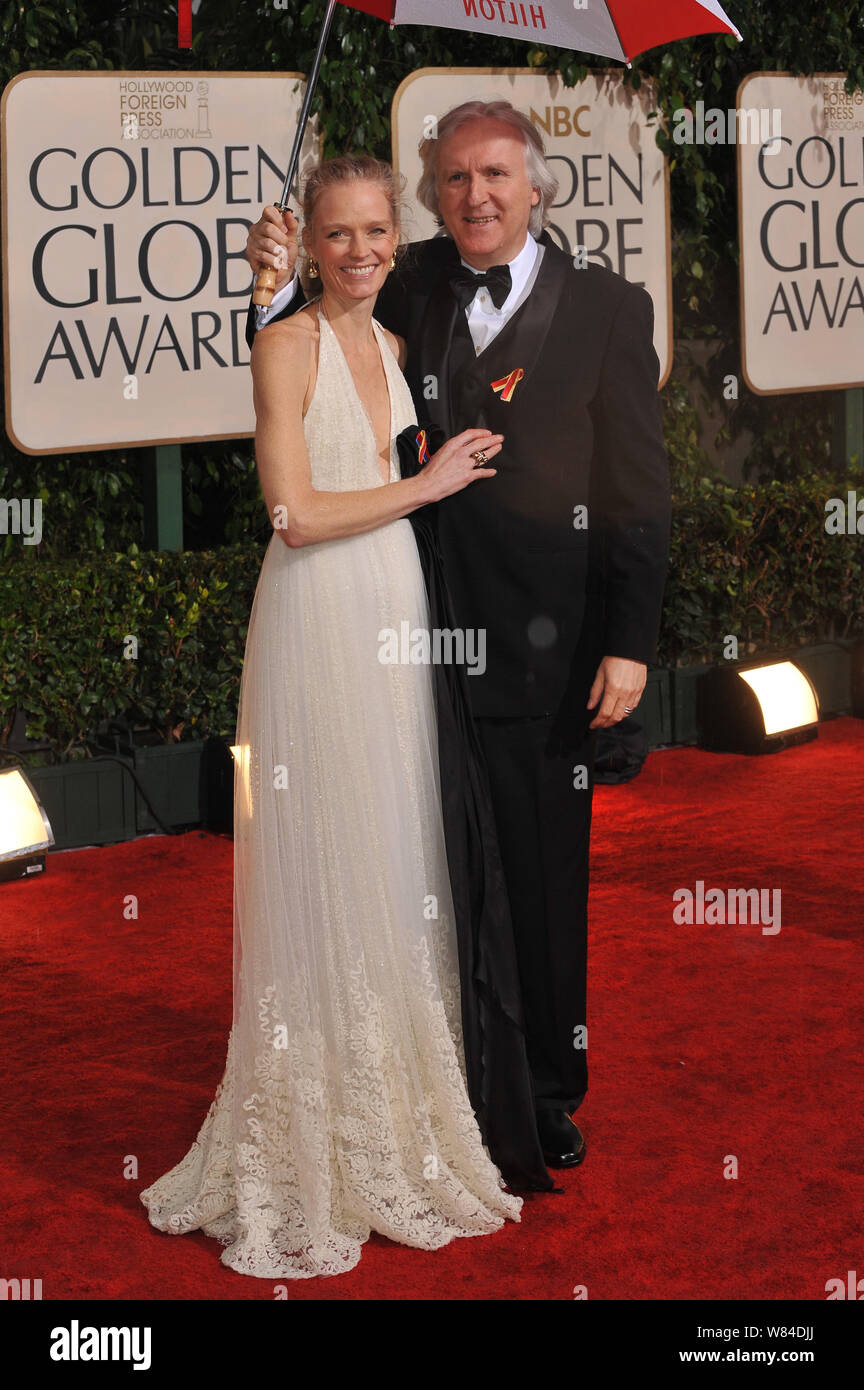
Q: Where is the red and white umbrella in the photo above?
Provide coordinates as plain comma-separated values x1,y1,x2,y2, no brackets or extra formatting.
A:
253,0,742,303
344,0,741,66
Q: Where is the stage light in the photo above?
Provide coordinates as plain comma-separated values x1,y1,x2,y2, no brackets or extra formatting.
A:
699,660,819,754
0,768,55,883
738,663,818,736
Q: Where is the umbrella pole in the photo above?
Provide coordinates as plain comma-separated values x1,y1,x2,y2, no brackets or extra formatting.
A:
253,0,338,306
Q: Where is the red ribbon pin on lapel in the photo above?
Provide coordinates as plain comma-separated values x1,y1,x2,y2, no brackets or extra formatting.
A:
491,368,525,403
415,429,430,465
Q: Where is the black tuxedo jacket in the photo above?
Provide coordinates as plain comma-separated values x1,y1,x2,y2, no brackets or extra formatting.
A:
245,233,671,721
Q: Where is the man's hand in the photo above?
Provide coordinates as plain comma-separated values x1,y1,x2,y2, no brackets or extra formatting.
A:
587,656,647,730
246,205,300,292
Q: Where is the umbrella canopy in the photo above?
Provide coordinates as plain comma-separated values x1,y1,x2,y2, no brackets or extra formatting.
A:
338,0,741,65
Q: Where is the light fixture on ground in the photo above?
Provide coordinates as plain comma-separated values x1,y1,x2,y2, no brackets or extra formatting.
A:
0,768,55,882
699,660,819,754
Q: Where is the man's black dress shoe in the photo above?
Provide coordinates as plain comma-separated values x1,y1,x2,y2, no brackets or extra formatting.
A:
536,1109,587,1168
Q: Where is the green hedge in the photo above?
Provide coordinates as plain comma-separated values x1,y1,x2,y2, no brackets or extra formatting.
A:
663,472,864,665
1,543,262,756
3,472,862,758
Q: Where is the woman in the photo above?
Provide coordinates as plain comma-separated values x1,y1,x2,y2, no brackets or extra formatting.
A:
140,156,529,1280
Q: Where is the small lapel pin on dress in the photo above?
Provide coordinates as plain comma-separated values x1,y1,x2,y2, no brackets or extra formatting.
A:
491,368,525,403
415,429,430,465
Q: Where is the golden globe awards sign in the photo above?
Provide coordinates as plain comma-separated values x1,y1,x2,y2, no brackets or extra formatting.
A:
392,68,672,385
738,72,864,394
1,71,317,454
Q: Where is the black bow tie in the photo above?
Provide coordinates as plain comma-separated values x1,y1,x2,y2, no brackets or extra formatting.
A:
449,263,512,312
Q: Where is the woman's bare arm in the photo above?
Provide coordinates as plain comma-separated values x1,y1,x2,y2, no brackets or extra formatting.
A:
251,320,501,548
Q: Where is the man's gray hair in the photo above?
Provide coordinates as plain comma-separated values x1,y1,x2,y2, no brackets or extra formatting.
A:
416,99,559,238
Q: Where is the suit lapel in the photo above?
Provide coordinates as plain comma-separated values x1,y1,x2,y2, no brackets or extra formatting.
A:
475,234,570,395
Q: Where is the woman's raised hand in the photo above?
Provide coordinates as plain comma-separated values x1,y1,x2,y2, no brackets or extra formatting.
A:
419,429,502,503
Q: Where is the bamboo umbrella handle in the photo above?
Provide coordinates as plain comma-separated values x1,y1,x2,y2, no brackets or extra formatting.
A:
251,200,293,307
252,266,279,308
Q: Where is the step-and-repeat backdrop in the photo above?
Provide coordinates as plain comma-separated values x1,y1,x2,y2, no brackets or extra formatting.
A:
1,71,317,453
4,67,859,454
738,72,864,394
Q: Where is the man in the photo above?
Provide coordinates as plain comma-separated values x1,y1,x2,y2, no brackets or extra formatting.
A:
243,100,671,1168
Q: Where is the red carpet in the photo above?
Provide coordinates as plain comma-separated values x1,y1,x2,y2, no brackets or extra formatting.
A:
2,719,862,1300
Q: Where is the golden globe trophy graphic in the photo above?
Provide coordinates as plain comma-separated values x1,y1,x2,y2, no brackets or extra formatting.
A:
195,80,211,139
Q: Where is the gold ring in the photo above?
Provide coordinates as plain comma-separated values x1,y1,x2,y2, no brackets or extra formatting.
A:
471,449,489,466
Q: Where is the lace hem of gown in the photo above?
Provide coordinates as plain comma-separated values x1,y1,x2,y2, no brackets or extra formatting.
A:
141,941,521,1281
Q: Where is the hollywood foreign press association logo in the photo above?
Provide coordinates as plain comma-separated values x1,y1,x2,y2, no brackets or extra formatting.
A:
821,78,864,131
120,78,213,142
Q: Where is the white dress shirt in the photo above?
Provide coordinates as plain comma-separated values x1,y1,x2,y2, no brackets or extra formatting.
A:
460,232,543,354
255,232,545,355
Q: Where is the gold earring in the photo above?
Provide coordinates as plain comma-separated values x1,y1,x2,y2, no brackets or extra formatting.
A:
308,257,319,278
390,252,396,269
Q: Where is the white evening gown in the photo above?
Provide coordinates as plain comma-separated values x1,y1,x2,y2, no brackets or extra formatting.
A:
140,309,521,1279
